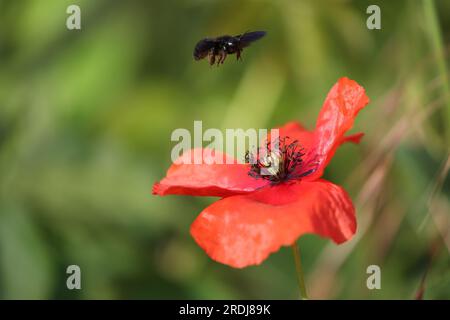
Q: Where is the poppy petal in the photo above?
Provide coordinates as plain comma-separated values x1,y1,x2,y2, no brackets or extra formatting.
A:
190,179,356,268
305,77,369,181
153,148,269,197
275,121,363,151
341,132,364,144
275,121,314,151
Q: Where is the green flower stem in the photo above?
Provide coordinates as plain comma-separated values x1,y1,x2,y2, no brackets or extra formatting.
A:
291,241,308,300
423,0,450,141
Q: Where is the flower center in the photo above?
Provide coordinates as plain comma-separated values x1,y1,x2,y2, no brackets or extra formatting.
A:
245,137,315,183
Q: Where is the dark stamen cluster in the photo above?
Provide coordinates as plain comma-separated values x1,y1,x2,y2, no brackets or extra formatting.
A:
245,137,314,183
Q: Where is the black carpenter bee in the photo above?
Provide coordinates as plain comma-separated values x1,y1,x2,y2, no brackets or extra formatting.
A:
193,31,266,66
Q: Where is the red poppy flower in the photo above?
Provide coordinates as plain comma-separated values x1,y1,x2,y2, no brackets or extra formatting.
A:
153,77,369,268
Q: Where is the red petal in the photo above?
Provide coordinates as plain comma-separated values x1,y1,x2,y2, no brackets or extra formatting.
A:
341,132,364,144
273,122,363,160
275,121,314,151
153,148,268,197
190,179,356,268
305,78,369,181
277,122,364,147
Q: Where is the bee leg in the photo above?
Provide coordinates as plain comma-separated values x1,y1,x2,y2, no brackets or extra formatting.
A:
216,50,223,66
208,53,216,66
236,49,242,61
219,50,227,64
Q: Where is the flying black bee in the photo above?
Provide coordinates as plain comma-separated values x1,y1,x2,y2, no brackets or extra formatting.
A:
193,31,266,66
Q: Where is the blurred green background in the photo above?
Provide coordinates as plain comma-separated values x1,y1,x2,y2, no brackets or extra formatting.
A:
0,0,449,299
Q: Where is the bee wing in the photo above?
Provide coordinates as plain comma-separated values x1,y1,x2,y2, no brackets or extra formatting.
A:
237,31,266,48
193,38,216,60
